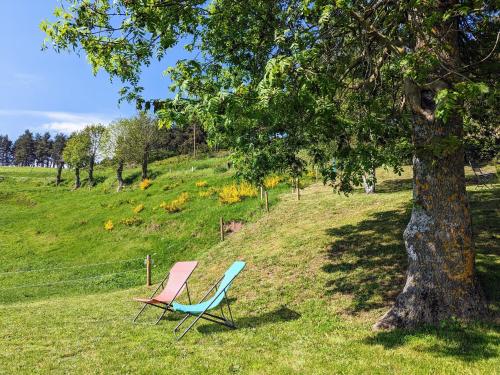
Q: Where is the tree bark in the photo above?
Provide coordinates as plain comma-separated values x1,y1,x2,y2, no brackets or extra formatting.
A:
362,168,376,194
56,162,64,186
74,167,81,189
116,160,124,192
141,152,148,180
88,155,95,187
374,2,487,329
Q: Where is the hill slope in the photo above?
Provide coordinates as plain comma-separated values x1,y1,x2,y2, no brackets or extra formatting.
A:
0,163,498,374
0,155,286,304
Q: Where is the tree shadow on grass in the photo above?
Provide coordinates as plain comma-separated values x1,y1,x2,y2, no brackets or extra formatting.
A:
365,323,500,361
468,188,500,313
323,206,411,313
326,186,500,361
197,306,301,335
376,178,413,193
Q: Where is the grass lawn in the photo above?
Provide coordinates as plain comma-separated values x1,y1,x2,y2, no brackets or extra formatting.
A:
0,160,498,374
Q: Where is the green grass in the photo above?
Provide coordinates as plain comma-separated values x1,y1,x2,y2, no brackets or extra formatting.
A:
0,155,289,304
0,160,498,374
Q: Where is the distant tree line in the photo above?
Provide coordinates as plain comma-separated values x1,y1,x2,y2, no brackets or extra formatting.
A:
0,131,68,168
0,113,207,188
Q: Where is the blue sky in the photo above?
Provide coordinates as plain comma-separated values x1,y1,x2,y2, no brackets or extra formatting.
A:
0,1,187,140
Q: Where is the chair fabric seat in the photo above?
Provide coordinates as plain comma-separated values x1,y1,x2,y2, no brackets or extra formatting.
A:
172,261,245,315
172,300,216,314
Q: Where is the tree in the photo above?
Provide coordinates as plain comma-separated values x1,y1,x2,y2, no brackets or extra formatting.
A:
51,133,67,185
13,130,35,166
0,135,13,166
43,0,498,328
104,119,129,191
63,132,90,189
34,132,53,167
121,113,159,181
82,124,106,186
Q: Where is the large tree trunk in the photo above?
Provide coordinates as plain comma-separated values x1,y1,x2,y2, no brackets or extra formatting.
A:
374,2,487,329
141,152,148,180
88,156,95,186
116,160,124,192
56,162,64,186
74,167,81,189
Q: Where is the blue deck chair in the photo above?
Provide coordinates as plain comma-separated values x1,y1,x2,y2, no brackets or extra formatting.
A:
172,261,246,340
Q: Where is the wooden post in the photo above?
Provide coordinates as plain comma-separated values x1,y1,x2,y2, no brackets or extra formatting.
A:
146,255,151,287
220,217,225,241
296,178,300,201
265,191,269,212
260,186,263,201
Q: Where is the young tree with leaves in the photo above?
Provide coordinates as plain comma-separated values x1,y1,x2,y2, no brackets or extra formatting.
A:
104,119,129,191
83,124,106,186
51,133,67,185
63,131,90,189
43,0,499,329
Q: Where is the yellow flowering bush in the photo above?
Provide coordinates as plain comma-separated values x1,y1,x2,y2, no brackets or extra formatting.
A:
120,216,143,226
199,187,219,198
133,204,145,214
139,179,152,190
195,180,208,188
104,220,114,231
263,175,281,189
238,182,258,198
160,192,189,213
219,182,257,204
219,184,241,204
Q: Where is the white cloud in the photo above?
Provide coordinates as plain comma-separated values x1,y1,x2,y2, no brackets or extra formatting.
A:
0,109,113,134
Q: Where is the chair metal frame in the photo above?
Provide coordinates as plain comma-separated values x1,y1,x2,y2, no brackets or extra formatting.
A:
173,275,237,340
133,270,193,325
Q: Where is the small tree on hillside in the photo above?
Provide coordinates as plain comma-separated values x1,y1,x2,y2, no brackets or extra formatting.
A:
51,133,67,185
122,113,159,181
104,119,129,191
63,132,90,189
83,124,106,186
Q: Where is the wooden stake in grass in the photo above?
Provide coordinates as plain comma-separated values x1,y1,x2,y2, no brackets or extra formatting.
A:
220,217,225,241
265,191,269,212
260,186,263,201
146,254,151,287
296,178,300,201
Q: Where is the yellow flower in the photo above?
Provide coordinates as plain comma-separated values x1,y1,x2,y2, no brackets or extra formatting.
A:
264,175,281,189
195,180,208,188
139,179,152,190
133,204,145,214
104,220,114,231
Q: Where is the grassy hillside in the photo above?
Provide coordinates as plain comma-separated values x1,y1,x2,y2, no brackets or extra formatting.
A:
0,160,498,374
0,155,288,304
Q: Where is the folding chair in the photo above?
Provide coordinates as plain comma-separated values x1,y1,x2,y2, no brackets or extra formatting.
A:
133,261,198,324
172,261,246,340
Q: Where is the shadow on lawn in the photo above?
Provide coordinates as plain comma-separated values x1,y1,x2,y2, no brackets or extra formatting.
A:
323,185,499,361
197,306,301,335
323,206,411,313
366,324,500,361
322,187,499,315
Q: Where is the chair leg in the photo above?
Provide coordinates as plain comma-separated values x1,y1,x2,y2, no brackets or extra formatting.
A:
176,313,204,341
133,303,149,323
174,314,191,333
154,308,168,325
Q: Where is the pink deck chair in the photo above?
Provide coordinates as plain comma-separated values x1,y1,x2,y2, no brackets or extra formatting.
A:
133,261,198,324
